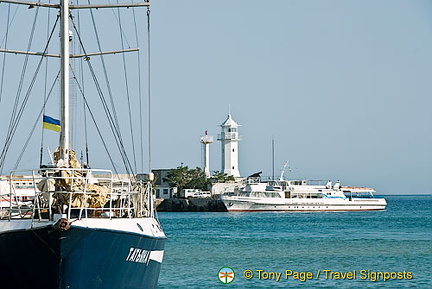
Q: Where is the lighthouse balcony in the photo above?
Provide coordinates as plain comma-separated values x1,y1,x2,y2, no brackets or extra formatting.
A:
200,135,214,143
217,132,241,140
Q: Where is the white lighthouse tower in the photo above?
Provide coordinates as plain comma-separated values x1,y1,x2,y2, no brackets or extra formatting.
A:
200,131,213,178
217,113,241,178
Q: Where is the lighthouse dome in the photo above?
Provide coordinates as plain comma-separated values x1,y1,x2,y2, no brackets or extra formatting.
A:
220,114,240,128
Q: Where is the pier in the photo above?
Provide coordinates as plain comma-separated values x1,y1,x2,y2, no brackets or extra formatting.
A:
156,198,227,212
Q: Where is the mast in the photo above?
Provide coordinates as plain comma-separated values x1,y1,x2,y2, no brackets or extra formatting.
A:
0,0,151,166
59,0,70,163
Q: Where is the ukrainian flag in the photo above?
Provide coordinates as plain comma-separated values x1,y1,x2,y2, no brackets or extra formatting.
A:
43,115,61,132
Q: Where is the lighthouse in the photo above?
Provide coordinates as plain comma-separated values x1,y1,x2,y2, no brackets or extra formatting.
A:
200,131,213,177
217,113,241,178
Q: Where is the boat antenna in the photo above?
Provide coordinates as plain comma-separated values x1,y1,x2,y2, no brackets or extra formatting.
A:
272,137,275,180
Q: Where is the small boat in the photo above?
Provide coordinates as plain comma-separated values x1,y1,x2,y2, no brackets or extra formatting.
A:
0,0,165,288
221,174,387,212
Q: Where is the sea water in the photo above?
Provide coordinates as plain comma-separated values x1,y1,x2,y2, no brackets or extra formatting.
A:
156,195,431,288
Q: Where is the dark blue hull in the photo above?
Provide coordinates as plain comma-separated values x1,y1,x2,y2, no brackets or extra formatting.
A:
0,223,165,289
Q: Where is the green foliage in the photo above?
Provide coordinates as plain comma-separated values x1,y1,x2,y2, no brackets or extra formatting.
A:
163,166,210,191
209,171,235,183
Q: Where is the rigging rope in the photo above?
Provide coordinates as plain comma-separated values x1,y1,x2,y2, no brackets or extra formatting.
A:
70,17,134,176
0,2,19,47
4,6,41,157
0,13,60,173
69,67,119,175
0,4,11,105
15,73,59,170
116,3,137,173
131,6,144,173
40,2,53,167
87,6,124,147
86,5,134,175
76,9,90,166
0,4,148,178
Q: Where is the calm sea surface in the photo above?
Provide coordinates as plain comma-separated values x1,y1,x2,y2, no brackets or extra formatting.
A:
156,195,431,288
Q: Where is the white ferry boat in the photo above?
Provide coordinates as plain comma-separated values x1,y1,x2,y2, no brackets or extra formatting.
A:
221,175,387,212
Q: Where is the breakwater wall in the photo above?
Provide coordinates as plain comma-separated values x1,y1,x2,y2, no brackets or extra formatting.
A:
156,198,227,212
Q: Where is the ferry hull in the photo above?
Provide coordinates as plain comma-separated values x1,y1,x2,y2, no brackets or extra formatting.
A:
0,220,165,289
222,197,387,212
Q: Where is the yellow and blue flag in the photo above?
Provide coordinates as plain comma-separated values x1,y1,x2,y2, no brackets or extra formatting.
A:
43,115,61,132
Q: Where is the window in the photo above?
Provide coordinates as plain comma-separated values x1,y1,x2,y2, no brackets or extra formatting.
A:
163,189,169,195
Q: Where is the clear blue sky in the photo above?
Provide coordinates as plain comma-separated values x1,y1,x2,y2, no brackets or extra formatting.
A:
0,0,431,195
150,0,432,194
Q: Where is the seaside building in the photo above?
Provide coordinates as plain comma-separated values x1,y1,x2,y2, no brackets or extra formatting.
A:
217,113,241,178
138,169,173,199
152,169,174,199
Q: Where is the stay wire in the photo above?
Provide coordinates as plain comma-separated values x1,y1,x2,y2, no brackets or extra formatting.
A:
86,4,133,174
87,4,125,151
4,6,41,151
70,18,134,176
15,73,59,170
76,10,89,166
84,59,133,176
1,14,59,164
0,14,59,173
0,3,18,47
109,0,147,177
131,5,144,173
116,3,137,173
40,1,52,167
0,4,11,105
70,67,119,175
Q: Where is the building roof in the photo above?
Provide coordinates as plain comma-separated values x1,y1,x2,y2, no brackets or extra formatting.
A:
220,113,240,128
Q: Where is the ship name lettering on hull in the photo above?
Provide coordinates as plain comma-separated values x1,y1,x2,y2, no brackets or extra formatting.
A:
126,247,150,265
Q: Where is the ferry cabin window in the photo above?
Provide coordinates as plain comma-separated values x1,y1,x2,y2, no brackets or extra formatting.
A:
266,192,281,198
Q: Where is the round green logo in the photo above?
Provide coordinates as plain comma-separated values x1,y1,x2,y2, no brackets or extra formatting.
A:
218,266,235,284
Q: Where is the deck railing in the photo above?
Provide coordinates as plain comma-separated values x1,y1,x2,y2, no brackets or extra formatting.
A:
0,168,153,221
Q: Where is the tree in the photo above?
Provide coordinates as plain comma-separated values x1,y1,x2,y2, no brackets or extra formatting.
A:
163,166,210,192
209,171,235,183
186,167,209,190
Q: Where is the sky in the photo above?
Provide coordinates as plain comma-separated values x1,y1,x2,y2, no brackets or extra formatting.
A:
0,0,431,195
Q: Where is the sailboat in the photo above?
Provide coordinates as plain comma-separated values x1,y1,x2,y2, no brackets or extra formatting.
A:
0,1,165,288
